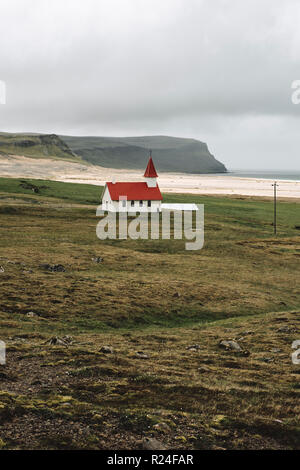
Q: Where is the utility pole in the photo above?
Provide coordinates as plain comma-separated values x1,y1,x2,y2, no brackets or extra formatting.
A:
272,181,278,235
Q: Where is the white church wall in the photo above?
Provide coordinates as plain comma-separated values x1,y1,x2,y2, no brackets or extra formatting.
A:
102,198,162,212
144,177,157,188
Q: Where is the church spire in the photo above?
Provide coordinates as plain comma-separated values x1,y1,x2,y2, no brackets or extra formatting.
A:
144,150,158,178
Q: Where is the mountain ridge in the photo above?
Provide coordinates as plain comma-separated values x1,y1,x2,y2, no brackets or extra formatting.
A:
61,134,227,173
0,132,81,162
0,132,227,174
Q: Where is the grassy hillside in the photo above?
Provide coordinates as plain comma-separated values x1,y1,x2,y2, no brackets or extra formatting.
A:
0,177,101,205
0,178,299,450
0,132,82,163
61,134,227,173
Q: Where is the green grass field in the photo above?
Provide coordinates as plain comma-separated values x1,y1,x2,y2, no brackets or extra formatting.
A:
0,177,299,449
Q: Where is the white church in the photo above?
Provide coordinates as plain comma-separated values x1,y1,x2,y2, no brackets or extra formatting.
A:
101,153,198,212
101,154,163,212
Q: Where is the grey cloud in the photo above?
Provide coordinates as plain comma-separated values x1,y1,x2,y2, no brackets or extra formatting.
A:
0,0,300,169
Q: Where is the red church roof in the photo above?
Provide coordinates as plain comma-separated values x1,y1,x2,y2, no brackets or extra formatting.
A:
106,182,162,201
144,157,158,178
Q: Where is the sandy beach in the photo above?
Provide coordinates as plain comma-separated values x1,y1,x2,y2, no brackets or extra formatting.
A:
0,154,300,199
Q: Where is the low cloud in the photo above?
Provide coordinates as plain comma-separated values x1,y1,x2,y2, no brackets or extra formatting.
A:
0,0,299,169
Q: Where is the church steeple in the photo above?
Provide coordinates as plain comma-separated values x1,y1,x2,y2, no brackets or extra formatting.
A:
144,150,158,182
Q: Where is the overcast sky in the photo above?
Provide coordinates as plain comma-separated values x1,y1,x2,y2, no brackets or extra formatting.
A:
0,0,300,170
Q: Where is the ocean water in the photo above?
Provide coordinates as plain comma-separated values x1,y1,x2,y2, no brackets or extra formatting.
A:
228,170,300,182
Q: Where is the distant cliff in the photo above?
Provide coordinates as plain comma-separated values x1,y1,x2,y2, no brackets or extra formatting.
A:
0,132,81,162
0,132,227,173
61,135,227,174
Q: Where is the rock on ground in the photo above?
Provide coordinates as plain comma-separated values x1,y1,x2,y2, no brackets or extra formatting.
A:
100,346,114,354
142,437,166,450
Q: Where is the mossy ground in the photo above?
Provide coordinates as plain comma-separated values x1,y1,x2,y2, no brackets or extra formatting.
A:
0,178,299,449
